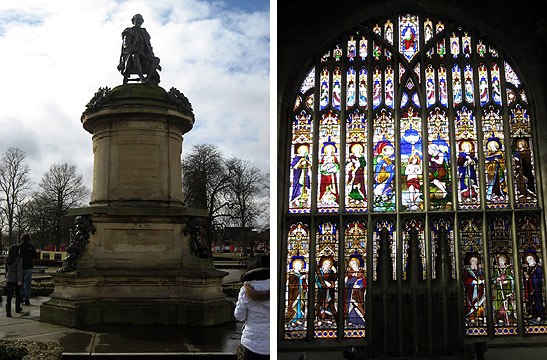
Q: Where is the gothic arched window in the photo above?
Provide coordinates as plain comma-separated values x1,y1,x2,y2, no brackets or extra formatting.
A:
282,13,545,345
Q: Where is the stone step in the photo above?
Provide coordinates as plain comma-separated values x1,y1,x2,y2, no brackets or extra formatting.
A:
62,353,237,359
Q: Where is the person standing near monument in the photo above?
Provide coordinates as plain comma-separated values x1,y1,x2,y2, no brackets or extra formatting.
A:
234,254,270,359
19,233,37,306
5,245,23,317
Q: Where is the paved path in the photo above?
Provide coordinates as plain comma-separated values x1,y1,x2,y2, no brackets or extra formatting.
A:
0,296,243,357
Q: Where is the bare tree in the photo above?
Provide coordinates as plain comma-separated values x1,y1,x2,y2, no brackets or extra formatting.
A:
224,158,269,255
182,144,232,251
182,144,270,256
0,147,31,247
225,158,269,228
37,163,89,246
19,196,53,249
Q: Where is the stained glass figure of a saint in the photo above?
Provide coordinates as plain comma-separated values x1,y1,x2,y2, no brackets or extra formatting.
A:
457,141,479,207
315,256,338,329
485,138,508,205
463,254,487,328
492,253,517,326
522,252,546,324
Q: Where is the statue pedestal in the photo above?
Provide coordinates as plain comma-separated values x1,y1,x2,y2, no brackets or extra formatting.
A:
40,85,234,328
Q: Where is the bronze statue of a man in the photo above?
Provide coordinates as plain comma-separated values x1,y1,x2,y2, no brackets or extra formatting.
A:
117,14,161,84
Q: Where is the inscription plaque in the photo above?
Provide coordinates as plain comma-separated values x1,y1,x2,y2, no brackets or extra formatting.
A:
118,143,162,190
103,228,175,253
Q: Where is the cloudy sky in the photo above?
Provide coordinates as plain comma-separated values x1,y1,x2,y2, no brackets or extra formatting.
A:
0,0,270,197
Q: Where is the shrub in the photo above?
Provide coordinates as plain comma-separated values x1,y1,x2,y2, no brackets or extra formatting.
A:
0,339,62,360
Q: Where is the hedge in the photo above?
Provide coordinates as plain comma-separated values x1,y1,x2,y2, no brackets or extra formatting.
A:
0,339,62,360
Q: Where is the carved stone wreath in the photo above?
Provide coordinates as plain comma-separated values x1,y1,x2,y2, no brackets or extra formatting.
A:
168,87,195,119
85,87,112,113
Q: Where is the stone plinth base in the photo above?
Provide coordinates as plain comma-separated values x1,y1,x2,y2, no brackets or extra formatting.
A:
40,270,234,328
40,206,234,328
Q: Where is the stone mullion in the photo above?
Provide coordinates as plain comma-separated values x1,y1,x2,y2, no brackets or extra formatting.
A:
336,35,348,341
510,212,524,337
396,213,403,355
339,40,348,216
366,212,373,341
306,53,322,341
311,56,321,216
483,212,494,337
443,26,459,213
279,219,289,340
425,212,434,354
367,35,374,215
307,217,317,341
496,51,515,211
337,214,345,340
540,211,547,335
453,211,465,337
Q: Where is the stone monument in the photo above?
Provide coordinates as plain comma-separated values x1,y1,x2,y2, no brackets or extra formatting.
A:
40,15,234,328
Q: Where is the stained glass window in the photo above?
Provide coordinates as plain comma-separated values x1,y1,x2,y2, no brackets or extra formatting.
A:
399,14,419,62
385,66,395,108
373,110,395,211
428,108,452,210
317,111,340,212
517,216,547,334
359,68,368,108
464,64,474,105
315,222,339,338
285,223,310,339
438,65,448,107
320,68,329,110
385,20,394,45
491,63,502,106
482,107,508,208
332,68,341,110
456,107,480,209
400,108,423,211
348,36,356,61
426,65,435,108
461,218,487,335
344,221,367,337
424,18,433,43
450,32,459,58
284,13,544,343
511,105,537,207
289,111,312,213
347,67,356,109
359,36,367,60
346,110,367,212
488,216,518,335
452,64,462,105
479,64,489,106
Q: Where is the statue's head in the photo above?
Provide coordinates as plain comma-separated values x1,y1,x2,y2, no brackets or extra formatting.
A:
132,14,144,26
75,216,85,229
